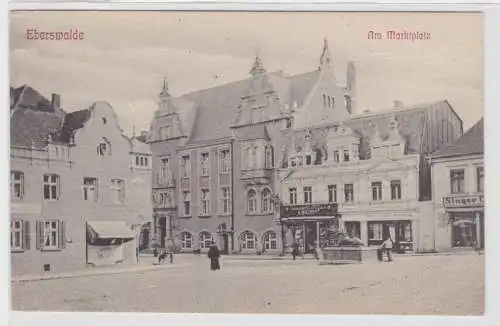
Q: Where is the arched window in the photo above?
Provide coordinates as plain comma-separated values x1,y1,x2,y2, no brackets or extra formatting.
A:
180,231,193,249
199,231,213,249
263,231,278,250
247,189,257,213
240,231,257,250
97,138,111,156
261,188,272,213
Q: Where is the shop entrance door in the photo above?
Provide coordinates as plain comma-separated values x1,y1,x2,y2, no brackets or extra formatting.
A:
304,222,317,253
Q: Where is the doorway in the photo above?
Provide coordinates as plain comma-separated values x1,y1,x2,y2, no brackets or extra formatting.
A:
158,217,166,248
220,233,229,254
304,222,317,253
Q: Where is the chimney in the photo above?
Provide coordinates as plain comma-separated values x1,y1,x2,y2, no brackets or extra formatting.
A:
393,100,403,109
51,93,61,111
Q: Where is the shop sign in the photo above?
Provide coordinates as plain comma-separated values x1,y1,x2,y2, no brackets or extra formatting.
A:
443,194,484,209
280,203,338,218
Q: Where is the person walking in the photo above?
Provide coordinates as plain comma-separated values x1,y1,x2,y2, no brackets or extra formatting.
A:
381,236,394,262
291,241,299,261
207,241,221,271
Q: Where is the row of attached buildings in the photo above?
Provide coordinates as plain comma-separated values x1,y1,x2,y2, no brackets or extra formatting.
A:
147,39,484,256
10,39,484,276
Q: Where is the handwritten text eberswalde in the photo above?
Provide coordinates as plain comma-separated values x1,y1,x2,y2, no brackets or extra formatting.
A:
368,30,432,41
25,28,84,41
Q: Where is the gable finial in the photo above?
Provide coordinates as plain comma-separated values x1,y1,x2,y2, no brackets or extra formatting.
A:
159,76,171,98
319,37,333,70
250,49,266,76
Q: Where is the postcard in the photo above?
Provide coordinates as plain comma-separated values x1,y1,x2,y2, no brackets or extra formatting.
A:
9,11,484,315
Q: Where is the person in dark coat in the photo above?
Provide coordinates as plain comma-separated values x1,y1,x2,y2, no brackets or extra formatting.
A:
207,242,221,271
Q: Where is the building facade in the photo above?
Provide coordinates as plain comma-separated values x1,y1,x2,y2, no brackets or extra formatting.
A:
148,39,463,254
429,118,484,252
10,86,153,276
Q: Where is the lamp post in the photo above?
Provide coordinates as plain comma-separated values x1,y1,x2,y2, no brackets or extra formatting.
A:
271,194,286,256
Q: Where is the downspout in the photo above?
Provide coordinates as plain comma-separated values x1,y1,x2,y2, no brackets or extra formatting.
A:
230,139,235,252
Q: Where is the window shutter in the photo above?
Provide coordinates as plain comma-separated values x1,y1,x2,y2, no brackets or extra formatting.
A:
36,220,44,250
59,220,66,249
23,220,30,250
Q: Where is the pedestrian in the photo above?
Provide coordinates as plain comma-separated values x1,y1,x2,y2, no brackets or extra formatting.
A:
207,241,221,271
291,241,299,261
381,236,394,262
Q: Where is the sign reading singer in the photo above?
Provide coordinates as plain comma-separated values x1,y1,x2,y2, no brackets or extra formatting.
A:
280,203,338,218
443,194,484,208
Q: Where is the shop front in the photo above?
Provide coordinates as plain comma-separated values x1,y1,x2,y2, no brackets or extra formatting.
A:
279,203,341,253
443,193,484,250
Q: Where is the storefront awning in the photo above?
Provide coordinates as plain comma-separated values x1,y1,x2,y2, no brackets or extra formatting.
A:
86,221,136,240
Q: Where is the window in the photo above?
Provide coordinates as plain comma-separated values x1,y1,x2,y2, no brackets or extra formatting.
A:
323,94,327,107
220,187,231,214
327,96,331,108
297,156,304,166
397,221,412,242
261,188,272,213
158,125,171,139
161,157,171,179
246,147,253,169
247,189,257,213
180,232,192,249
344,184,354,202
200,189,210,215
477,167,484,193
343,149,350,162
452,218,477,247
11,219,29,250
97,139,110,156
390,180,402,200
333,151,340,163
182,191,191,216
368,222,383,240
265,146,274,168
200,152,209,176
289,187,297,205
199,232,213,249
43,174,60,200
159,190,173,207
331,96,335,108
144,157,148,166
344,221,361,239
450,169,465,194
290,156,297,167
180,155,190,178
219,149,230,173
303,186,312,204
252,147,258,168
82,177,98,202
38,220,65,250
328,185,337,203
345,95,352,114
286,119,292,129
110,179,125,203
251,107,263,123
136,156,140,166
371,181,383,201
11,171,24,199
263,231,277,250
240,231,257,250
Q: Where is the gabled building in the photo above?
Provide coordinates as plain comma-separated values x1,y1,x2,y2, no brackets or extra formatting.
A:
429,118,484,251
148,39,463,254
10,85,153,276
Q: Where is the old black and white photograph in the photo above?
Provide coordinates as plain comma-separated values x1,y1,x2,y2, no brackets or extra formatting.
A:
8,11,484,316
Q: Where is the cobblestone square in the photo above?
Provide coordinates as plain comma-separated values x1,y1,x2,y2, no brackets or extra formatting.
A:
11,254,484,315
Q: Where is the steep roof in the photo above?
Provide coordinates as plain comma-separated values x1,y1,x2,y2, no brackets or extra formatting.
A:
430,117,483,159
172,70,320,144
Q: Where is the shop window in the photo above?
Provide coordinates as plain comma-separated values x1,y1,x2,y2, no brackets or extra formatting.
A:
452,218,477,247
368,222,383,241
450,169,465,193
396,221,412,242
344,221,361,239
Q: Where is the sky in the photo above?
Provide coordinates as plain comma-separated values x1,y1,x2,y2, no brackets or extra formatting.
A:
9,11,483,135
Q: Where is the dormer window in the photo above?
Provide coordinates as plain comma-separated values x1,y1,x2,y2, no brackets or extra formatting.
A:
323,94,335,108
97,138,111,156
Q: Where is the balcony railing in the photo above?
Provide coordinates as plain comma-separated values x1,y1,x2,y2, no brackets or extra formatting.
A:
156,173,176,188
